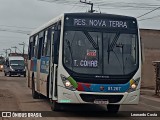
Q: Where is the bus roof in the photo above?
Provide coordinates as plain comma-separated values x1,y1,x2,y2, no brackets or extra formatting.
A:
30,13,137,37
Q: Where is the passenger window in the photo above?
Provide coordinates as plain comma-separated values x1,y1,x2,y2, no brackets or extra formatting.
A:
31,37,36,58
37,31,44,59
34,35,38,58
51,27,54,58
46,40,51,56
46,30,51,56
42,31,48,56
28,37,34,60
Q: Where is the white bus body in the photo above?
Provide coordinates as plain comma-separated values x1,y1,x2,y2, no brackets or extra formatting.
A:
27,13,141,112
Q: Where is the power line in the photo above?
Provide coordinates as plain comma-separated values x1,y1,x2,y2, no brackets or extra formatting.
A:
69,1,80,12
0,24,35,30
80,0,95,13
0,35,27,39
137,6,160,18
138,14,160,21
37,0,160,12
0,28,31,35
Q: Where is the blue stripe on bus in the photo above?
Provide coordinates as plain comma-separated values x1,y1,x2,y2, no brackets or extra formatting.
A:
77,82,130,92
89,83,130,92
31,58,37,72
40,56,50,74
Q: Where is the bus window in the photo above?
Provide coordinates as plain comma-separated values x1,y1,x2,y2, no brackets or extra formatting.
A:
51,31,54,58
37,31,44,59
42,30,48,56
28,37,33,60
46,30,51,56
34,35,38,58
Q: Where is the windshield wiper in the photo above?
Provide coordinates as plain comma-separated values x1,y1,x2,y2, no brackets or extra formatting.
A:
107,32,126,74
107,32,120,64
83,31,99,50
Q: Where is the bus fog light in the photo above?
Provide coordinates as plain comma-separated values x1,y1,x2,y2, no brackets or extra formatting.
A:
131,83,136,89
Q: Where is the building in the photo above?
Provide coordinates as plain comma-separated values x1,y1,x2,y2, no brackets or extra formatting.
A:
140,29,160,89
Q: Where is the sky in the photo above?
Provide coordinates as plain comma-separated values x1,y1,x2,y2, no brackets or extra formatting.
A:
0,0,160,56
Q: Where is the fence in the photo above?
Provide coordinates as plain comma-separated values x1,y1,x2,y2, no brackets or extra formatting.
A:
152,61,160,95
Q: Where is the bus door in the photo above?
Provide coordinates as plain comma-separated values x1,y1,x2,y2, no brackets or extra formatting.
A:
36,31,44,92
49,24,61,100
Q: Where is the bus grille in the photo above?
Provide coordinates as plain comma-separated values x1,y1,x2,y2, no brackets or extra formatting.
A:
15,69,23,72
80,94,123,103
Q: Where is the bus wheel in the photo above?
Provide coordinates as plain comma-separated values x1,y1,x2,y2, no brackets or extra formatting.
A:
50,100,60,111
32,79,39,99
107,104,120,113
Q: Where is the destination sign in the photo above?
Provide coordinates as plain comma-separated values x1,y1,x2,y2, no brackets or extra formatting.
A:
65,17,133,29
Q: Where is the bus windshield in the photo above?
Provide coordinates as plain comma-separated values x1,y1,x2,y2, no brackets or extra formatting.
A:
10,60,25,66
63,30,138,75
0,60,4,64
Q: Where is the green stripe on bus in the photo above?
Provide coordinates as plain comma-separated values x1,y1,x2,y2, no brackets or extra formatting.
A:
67,76,78,88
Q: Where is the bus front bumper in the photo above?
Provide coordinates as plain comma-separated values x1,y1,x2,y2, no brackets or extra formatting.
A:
57,86,140,105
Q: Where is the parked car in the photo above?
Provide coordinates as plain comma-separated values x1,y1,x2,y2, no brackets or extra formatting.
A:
4,56,26,77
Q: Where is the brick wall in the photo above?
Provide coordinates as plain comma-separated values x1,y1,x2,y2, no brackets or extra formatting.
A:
140,29,160,89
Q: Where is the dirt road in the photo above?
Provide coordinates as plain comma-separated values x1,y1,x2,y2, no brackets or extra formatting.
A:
0,72,160,120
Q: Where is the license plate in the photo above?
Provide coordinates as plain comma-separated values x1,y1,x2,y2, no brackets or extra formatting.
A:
94,99,109,104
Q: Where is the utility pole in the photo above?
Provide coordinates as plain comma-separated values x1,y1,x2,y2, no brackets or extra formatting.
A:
80,0,95,13
3,49,8,57
7,48,12,54
19,42,25,57
0,53,3,57
11,46,17,53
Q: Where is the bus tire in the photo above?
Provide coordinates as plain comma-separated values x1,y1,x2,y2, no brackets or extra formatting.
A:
107,104,120,113
32,77,39,99
50,101,60,111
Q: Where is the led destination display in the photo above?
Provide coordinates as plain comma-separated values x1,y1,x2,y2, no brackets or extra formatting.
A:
65,16,137,29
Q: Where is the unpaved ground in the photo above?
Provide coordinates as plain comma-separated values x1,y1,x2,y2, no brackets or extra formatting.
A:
0,72,160,120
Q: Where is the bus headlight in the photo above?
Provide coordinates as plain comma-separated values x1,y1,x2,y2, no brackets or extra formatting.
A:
60,74,76,91
131,83,136,89
128,78,140,92
65,80,71,87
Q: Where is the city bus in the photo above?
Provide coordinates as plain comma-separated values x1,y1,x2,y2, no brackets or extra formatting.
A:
27,13,141,113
